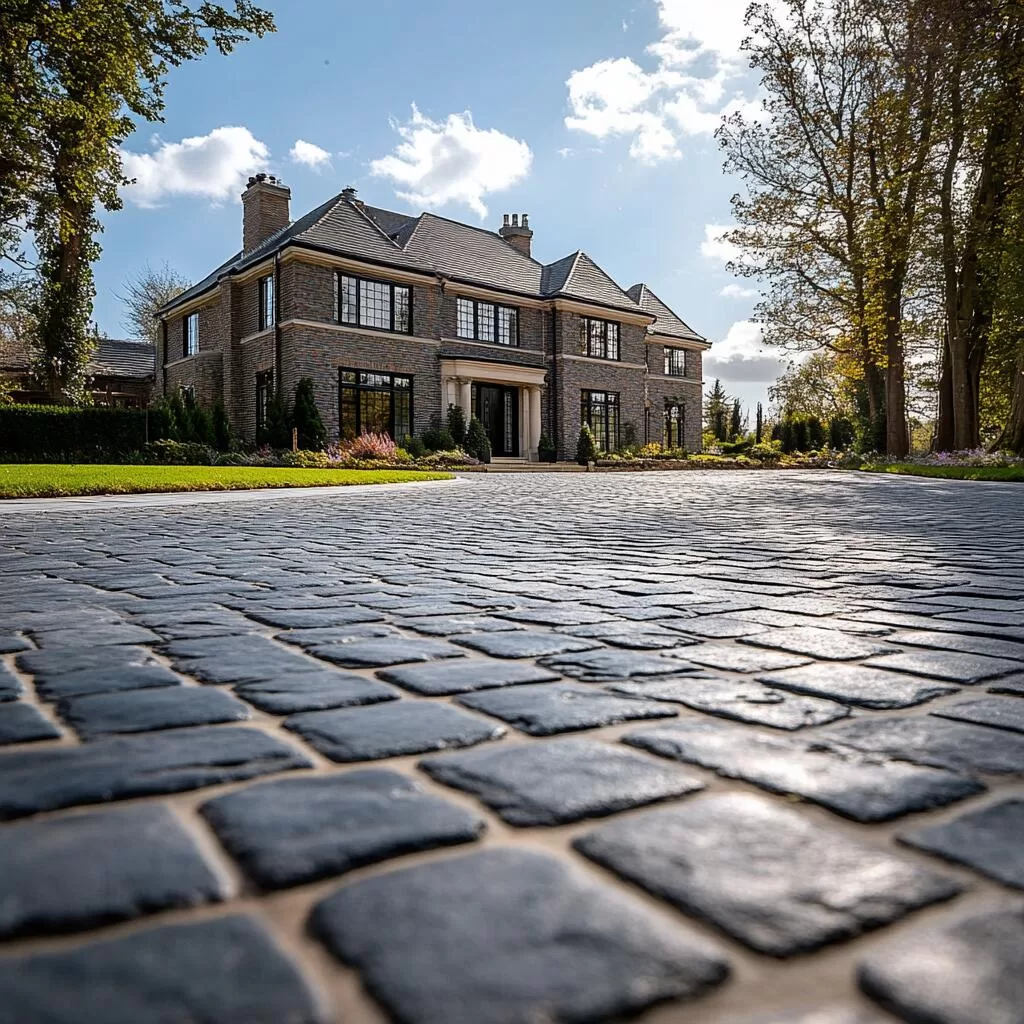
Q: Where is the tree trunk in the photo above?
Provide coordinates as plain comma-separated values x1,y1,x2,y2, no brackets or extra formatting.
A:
934,331,954,450
884,287,909,458
1000,345,1024,454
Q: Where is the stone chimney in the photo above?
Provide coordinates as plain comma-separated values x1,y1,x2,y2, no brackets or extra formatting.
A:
241,173,290,252
499,212,533,258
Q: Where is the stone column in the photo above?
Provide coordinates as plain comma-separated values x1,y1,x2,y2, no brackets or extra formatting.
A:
529,386,542,460
459,379,472,419
520,387,531,459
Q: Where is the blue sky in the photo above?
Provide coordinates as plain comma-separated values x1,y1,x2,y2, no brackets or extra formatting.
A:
96,0,784,410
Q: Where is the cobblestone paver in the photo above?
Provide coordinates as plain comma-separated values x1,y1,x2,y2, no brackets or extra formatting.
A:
0,470,1022,1022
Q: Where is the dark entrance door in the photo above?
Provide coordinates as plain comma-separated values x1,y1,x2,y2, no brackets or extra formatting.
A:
474,384,519,457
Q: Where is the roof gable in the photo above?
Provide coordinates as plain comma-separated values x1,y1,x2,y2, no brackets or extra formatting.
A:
629,283,705,342
549,252,643,313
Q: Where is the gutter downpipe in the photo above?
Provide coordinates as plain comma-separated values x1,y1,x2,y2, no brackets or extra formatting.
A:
549,305,559,459
274,251,283,392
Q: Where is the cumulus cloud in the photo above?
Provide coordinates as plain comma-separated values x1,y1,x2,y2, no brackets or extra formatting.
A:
720,282,759,299
289,139,332,170
704,319,786,383
564,0,769,162
120,126,269,207
370,105,532,218
700,224,743,264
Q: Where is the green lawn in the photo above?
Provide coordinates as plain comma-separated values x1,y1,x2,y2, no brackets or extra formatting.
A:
863,463,1024,482
0,464,452,499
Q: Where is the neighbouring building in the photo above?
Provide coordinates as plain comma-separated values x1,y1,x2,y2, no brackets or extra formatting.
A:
155,174,709,459
0,336,156,408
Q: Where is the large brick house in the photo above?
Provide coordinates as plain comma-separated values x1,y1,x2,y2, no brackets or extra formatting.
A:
156,175,709,459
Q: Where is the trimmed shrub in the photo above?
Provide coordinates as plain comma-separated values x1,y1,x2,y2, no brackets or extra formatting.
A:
292,378,326,451
263,387,292,449
403,434,427,459
421,421,456,452
142,440,216,465
0,404,148,459
447,404,467,447
576,424,598,466
212,403,233,452
828,416,856,450
465,416,491,464
538,433,557,463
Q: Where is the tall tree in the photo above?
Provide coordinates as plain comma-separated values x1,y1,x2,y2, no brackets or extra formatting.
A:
118,263,190,343
704,378,731,442
1,2,274,400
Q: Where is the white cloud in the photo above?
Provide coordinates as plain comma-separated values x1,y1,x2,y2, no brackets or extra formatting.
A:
370,105,532,219
289,139,332,170
720,282,759,298
121,126,269,207
704,319,785,383
700,224,742,264
564,0,772,163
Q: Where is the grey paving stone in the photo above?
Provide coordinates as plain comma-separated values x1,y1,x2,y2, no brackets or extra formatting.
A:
162,635,322,684
0,914,326,1024
245,606,384,629
624,719,983,822
757,662,958,709
740,626,892,660
450,629,603,659
677,616,771,639
421,737,704,825
31,622,162,648
931,696,1024,735
19,643,165,676
900,799,1024,889
399,615,523,636
683,643,813,673
0,726,311,820
311,637,465,668
0,805,226,938
560,620,699,650
310,848,729,1024
890,629,1024,662
458,682,678,734
233,672,400,714
200,770,485,889
0,702,60,744
35,663,182,700
377,659,558,696
610,677,849,730
275,624,398,649
538,648,692,682
858,907,1024,1024
285,701,504,762
826,715,1024,775
864,649,1021,683
0,634,29,654
990,672,1024,695
576,793,960,956
0,661,22,701
58,686,251,739
495,604,618,627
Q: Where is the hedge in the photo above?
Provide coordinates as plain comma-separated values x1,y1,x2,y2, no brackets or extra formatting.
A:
0,405,151,460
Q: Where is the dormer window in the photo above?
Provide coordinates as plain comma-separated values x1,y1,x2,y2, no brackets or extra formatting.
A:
579,317,620,360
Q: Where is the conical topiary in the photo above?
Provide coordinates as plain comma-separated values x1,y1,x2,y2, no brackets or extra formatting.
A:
292,377,327,450
465,416,491,464
576,423,598,465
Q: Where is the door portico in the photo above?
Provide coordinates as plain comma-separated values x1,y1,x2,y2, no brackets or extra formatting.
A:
440,358,546,460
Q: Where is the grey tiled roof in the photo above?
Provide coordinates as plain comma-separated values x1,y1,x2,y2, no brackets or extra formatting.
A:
89,339,156,379
627,284,705,342
157,190,664,319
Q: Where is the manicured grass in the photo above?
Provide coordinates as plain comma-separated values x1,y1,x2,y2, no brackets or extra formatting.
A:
0,464,452,499
863,463,1024,482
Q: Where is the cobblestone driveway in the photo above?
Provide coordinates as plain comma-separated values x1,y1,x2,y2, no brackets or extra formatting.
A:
0,470,1022,1024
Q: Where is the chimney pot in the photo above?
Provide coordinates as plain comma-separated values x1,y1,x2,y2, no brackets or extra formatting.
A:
522,213,529,228
497,210,534,258
341,185,358,201
503,213,510,226
511,214,519,227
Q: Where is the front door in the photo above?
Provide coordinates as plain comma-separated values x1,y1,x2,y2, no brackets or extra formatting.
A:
474,384,519,457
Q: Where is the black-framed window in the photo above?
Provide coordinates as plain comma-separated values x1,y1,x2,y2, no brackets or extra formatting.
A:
183,312,199,357
664,401,686,449
335,274,412,334
664,347,688,376
581,390,620,452
455,296,519,346
339,369,412,441
258,275,275,331
579,317,620,360
255,370,274,436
